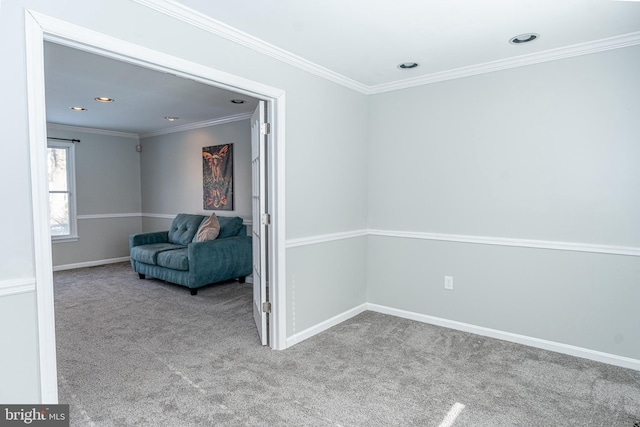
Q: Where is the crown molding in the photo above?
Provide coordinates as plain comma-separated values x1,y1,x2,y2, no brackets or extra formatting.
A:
47,123,140,139
369,31,640,94
140,112,252,138
131,0,640,95
131,0,370,94
48,113,254,140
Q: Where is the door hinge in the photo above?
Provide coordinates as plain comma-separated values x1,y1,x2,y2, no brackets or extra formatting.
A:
260,123,271,135
261,213,271,225
262,301,272,313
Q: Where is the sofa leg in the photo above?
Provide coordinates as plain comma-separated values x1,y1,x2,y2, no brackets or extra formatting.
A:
138,273,145,279
190,288,198,296
239,276,246,284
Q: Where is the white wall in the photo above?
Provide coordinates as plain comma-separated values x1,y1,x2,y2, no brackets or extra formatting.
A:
1,0,368,401
367,46,640,360
140,120,251,230
47,126,142,268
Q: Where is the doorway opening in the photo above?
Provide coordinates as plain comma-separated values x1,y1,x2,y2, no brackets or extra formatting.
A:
25,10,286,403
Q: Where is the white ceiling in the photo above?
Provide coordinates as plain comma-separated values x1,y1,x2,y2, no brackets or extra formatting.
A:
174,0,640,87
45,1,640,134
44,42,259,136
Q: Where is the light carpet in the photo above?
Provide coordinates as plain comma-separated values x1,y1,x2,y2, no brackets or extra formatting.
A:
54,262,640,426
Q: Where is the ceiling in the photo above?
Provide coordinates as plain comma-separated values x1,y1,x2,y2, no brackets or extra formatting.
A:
45,1,640,134
174,0,640,86
44,42,259,136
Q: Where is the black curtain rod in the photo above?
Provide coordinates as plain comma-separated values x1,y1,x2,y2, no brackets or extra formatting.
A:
47,137,80,143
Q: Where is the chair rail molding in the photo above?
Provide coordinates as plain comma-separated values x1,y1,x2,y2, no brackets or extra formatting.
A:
77,213,143,220
285,227,639,257
0,278,37,298
368,229,640,257
285,229,368,249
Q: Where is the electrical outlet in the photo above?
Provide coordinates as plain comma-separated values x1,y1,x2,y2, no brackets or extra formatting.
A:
444,276,454,290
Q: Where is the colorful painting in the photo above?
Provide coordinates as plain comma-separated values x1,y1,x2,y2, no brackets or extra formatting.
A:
202,144,233,210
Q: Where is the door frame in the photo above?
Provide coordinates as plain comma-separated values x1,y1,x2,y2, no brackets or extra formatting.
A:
25,10,287,403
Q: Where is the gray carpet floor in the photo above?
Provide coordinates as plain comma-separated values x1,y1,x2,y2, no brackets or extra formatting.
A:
54,262,640,426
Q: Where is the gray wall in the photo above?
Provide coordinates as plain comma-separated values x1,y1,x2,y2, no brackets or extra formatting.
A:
1,0,368,401
140,120,251,229
4,0,636,404
367,46,640,359
47,127,143,267
0,293,39,402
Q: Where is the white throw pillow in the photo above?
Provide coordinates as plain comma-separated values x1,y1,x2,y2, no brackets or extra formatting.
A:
196,213,221,242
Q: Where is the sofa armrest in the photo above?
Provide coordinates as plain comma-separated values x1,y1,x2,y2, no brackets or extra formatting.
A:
129,231,170,248
188,236,252,285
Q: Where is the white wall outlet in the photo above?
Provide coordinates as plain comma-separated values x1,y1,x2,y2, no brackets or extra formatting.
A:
444,276,454,290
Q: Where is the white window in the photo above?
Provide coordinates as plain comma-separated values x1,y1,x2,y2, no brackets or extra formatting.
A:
47,140,78,241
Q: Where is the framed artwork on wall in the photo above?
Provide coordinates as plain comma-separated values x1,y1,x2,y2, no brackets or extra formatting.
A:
202,144,233,210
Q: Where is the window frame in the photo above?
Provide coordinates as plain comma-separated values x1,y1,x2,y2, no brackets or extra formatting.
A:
47,140,78,242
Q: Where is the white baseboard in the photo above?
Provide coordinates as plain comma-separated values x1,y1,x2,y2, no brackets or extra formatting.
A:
367,303,640,372
53,257,131,271
286,303,368,347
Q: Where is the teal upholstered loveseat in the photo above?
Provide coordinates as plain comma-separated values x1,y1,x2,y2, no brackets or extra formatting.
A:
129,214,251,295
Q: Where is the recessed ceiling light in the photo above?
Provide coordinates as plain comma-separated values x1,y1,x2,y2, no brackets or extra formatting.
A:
509,33,539,44
70,106,87,111
398,62,419,70
94,97,114,103
230,99,246,104
164,116,179,121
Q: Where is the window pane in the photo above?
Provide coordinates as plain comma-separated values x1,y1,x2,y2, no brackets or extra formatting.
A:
48,147,68,191
50,193,70,236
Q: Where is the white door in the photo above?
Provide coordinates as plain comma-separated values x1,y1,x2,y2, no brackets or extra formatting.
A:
251,101,269,345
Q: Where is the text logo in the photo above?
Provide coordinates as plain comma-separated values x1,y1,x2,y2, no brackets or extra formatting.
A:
0,405,69,427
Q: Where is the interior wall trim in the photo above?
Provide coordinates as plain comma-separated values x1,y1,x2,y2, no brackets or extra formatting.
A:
285,229,368,249
47,123,140,139
140,113,253,138
130,0,369,94
141,213,253,226
285,302,640,371
53,257,131,272
369,229,640,257
77,213,142,220
285,228,639,257
48,114,254,140
367,303,640,372
130,0,640,95
142,213,176,219
369,31,640,94
0,278,37,298
286,303,368,347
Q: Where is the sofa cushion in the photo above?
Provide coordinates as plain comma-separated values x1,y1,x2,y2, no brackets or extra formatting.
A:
217,216,244,239
156,248,189,271
130,243,186,265
168,214,205,245
195,214,221,242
